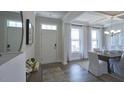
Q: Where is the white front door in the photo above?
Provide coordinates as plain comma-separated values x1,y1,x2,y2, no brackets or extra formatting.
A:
41,30,57,64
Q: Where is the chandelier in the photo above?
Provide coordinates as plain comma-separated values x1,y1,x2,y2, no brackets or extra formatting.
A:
104,17,121,37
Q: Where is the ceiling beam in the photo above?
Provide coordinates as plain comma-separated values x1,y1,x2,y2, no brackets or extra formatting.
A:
97,11,124,19
93,11,124,25
96,11,112,18
114,12,124,18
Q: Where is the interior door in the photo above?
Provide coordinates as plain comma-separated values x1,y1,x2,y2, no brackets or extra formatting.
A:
42,30,57,64
7,27,22,52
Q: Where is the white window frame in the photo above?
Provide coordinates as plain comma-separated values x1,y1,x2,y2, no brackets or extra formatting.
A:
91,28,99,50
111,31,123,49
71,27,81,53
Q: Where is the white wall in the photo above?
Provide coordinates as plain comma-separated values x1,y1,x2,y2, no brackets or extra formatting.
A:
83,26,90,59
0,53,26,82
21,11,35,59
62,22,70,64
35,16,63,64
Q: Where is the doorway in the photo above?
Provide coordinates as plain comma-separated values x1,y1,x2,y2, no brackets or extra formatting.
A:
41,24,57,64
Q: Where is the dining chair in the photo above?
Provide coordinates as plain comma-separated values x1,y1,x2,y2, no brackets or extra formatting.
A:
109,52,124,77
93,48,100,52
88,52,108,76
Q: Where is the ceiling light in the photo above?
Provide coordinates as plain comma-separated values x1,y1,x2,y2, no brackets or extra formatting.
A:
104,31,109,35
116,30,121,33
110,30,114,33
104,17,121,37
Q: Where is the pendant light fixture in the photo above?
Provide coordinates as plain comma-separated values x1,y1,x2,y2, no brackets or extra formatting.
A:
104,16,121,37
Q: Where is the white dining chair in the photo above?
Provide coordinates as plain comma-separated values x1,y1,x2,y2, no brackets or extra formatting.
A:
88,52,108,76
93,48,100,52
109,52,124,77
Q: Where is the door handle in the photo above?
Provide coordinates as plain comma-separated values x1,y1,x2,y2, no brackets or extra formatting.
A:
7,44,10,48
54,44,56,47
54,44,57,49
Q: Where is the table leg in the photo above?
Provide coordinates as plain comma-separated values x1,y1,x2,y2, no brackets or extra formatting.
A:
107,61,111,73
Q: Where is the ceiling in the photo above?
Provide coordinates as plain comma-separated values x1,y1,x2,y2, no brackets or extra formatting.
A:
73,11,124,27
97,11,124,16
35,11,124,27
74,12,107,25
35,11,68,19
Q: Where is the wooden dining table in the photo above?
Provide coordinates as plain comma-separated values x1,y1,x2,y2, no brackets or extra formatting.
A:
96,51,122,73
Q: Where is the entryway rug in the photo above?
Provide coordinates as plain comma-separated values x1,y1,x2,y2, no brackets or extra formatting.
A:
43,67,69,82
98,74,123,82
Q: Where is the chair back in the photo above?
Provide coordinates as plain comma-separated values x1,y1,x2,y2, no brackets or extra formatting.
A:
119,52,124,66
88,52,99,67
94,48,100,52
88,52,108,76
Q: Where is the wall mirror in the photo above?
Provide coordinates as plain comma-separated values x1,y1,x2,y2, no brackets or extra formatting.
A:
0,11,23,54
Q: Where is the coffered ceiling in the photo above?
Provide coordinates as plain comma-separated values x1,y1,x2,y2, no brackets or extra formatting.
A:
35,11,124,27
72,11,124,27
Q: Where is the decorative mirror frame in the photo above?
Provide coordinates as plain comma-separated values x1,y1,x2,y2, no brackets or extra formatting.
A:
26,19,34,45
18,11,24,52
